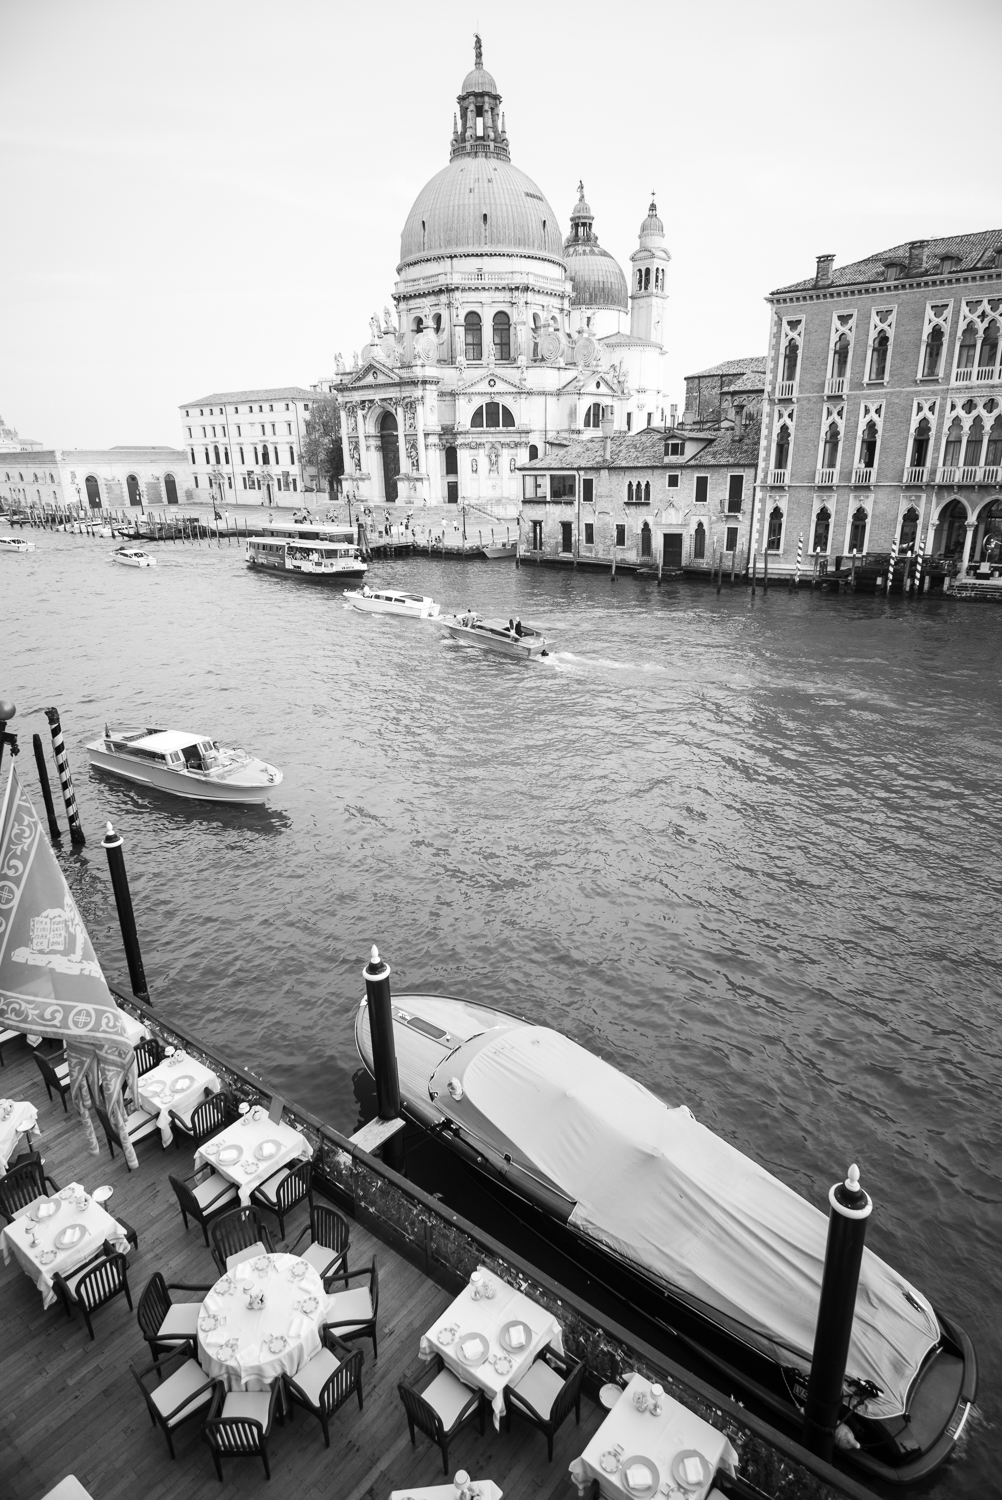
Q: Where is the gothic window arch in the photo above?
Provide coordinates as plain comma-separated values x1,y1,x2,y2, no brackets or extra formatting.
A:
464,311,482,361
627,481,634,503
918,301,952,379
826,312,855,388
470,402,515,429
584,402,602,427
923,324,945,377
644,480,651,503
910,417,932,468
957,321,978,371
979,319,1000,371
492,311,511,361
812,506,831,553
848,506,869,553
942,416,963,470
822,423,841,469
831,333,850,380
782,337,799,384
767,505,784,551
865,308,895,384
898,506,920,552
858,420,878,469
693,521,706,559
772,404,795,475
964,416,984,468
986,414,1002,467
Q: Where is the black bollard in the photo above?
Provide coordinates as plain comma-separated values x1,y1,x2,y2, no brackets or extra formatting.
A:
102,822,150,1001
751,551,757,596
802,1163,872,1462
363,944,400,1120
0,698,18,780
32,733,62,841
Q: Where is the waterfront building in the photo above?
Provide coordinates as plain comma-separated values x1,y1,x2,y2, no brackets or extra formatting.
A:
318,39,673,510
178,386,315,505
0,445,191,512
682,357,765,429
517,416,759,574
0,413,43,452
756,231,1002,576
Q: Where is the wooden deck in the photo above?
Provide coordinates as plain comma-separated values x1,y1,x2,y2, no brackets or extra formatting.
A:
0,1038,604,1500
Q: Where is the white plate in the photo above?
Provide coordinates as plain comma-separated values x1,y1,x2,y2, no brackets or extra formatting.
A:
254,1139,281,1162
216,1143,243,1166
170,1075,195,1092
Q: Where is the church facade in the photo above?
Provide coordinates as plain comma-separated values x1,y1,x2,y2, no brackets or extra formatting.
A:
320,40,672,510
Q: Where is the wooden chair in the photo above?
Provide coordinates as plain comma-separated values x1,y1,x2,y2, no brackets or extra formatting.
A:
288,1202,351,1288
0,1027,24,1067
168,1090,234,1150
209,1206,275,1274
53,1249,133,1340
0,1153,59,1223
168,1167,240,1245
137,1271,213,1367
203,1378,284,1481
323,1255,379,1359
249,1158,313,1239
131,1347,218,1458
134,1036,164,1076
33,1048,71,1111
94,1101,160,1161
503,1346,586,1460
397,1354,485,1475
284,1331,363,1448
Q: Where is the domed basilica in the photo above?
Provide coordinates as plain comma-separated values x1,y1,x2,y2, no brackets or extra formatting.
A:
326,38,671,508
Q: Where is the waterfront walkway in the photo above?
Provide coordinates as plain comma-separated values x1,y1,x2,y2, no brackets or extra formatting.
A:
0,1039,603,1500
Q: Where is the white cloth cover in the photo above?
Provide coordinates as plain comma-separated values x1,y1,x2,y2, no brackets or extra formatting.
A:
0,1098,39,1171
0,1183,130,1308
138,1056,220,1147
459,1027,940,1420
197,1251,327,1391
195,1110,312,1206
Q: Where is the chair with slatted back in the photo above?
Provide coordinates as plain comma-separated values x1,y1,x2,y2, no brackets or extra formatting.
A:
168,1090,234,1150
94,1101,161,1162
322,1255,379,1359
203,1378,284,1481
169,1166,240,1245
503,1345,586,1460
137,1271,213,1367
53,1249,132,1339
284,1331,363,1448
249,1157,313,1239
397,1354,485,1475
131,1346,218,1458
0,1153,60,1224
209,1206,275,1274
288,1203,351,1288
134,1036,164,1076
0,1027,23,1067
33,1049,71,1111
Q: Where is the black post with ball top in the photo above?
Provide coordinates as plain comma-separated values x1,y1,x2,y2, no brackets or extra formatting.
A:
102,821,150,1003
364,944,400,1121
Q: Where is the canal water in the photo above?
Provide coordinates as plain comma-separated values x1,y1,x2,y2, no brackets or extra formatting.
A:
4,527,1000,1492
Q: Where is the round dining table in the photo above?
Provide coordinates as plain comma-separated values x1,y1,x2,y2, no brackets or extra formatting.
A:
197,1251,328,1392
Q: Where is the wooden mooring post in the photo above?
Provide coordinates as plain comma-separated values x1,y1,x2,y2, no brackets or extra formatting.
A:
43,707,85,845
32,733,62,842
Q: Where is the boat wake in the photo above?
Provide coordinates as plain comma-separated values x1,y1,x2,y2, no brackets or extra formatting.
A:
544,651,669,674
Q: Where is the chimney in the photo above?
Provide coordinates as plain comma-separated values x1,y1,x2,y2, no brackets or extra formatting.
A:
600,408,614,462
815,253,836,288
907,239,929,276
669,403,678,428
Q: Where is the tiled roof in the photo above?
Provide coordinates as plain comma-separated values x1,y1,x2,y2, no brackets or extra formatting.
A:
720,371,766,393
520,420,760,471
686,356,766,378
685,418,761,467
179,387,315,406
772,229,1002,294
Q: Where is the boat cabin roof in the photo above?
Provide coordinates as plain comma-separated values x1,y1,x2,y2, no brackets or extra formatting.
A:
129,730,206,752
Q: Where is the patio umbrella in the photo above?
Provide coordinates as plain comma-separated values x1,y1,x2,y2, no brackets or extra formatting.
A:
0,767,138,1166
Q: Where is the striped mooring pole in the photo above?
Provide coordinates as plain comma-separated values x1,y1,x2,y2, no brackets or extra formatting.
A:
912,531,927,594
886,535,898,595
43,707,85,845
794,532,804,588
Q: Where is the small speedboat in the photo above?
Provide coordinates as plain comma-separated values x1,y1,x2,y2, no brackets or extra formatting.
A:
441,614,549,658
344,587,440,619
87,726,282,804
112,547,156,568
0,535,35,553
356,994,977,1485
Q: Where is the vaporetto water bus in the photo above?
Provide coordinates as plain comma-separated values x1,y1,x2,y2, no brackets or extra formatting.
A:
246,521,367,580
87,727,282,804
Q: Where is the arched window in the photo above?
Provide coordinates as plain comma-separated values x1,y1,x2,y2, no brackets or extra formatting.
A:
85,475,101,509
528,443,538,461
464,312,482,361
782,339,799,384
858,420,878,469
126,474,141,507
821,422,841,470
767,505,784,551
492,311,511,361
963,417,984,468
190,448,195,464
935,498,968,557
213,444,221,465
433,312,442,333
985,414,1002,467
262,444,271,466
898,506,919,552
848,506,869,553
942,416,963,468
627,481,634,503
224,447,229,463
204,447,210,465
979,321,1000,370
813,506,831,553
831,333,850,380
470,403,515,429
922,324,944,377
868,330,889,382
164,473,178,505
636,269,643,290
693,521,706,559
583,402,602,427
445,446,458,475
774,424,791,470
910,418,931,468
641,521,652,558
412,316,424,333
957,322,978,370
643,480,651,503
979,497,1002,561
643,267,650,291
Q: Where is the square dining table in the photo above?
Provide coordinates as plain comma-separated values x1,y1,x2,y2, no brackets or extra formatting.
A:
0,1182,131,1309
195,1107,313,1205
569,1374,739,1500
137,1052,221,1147
0,1097,40,1172
419,1266,564,1429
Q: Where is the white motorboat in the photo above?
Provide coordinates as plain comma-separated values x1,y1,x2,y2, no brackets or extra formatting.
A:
481,541,517,560
344,587,440,618
0,535,35,553
87,726,282,804
112,547,156,568
441,613,549,658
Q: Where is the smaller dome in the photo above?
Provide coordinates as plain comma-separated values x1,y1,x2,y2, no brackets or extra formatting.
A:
462,65,498,95
565,242,628,312
640,198,664,237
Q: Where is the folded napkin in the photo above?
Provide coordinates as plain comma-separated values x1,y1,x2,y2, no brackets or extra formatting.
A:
236,1343,259,1369
462,1338,482,1360
201,1325,230,1347
681,1456,704,1485
626,1465,652,1490
508,1323,526,1348
288,1314,312,1340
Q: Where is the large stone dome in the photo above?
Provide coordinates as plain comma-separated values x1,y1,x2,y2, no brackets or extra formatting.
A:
562,182,628,311
399,158,565,269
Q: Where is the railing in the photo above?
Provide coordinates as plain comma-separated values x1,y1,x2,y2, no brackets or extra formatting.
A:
903,466,928,485
815,467,838,486
960,465,981,484
768,468,788,486
851,466,873,486
983,465,1001,484
953,367,974,384
824,376,846,396
976,365,999,383
939,466,958,484
938,465,1002,486
776,380,796,399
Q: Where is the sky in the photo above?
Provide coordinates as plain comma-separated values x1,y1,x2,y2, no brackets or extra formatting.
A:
1,0,1000,450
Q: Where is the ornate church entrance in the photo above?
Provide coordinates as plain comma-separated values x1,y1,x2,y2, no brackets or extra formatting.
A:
380,411,398,502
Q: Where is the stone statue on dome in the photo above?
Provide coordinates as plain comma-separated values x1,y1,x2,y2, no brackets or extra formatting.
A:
383,306,397,335
369,313,382,342
334,353,346,373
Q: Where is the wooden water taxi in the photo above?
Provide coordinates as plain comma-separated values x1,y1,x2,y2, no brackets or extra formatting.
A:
112,547,156,568
87,727,282,804
441,615,549,658
344,587,440,618
0,535,35,553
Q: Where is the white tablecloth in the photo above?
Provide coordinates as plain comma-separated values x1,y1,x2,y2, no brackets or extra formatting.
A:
196,1109,313,1206
569,1374,739,1500
420,1267,564,1429
389,1484,502,1500
138,1053,221,1147
0,1098,39,1172
197,1251,328,1391
0,1183,130,1308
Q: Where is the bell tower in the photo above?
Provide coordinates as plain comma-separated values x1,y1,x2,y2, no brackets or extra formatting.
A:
629,196,670,345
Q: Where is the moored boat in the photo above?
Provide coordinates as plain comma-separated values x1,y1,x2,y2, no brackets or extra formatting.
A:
112,547,156,568
87,726,282,804
246,521,367,580
481,540,518,559
0,535,35,552
355,992,977,1484
441,613,549,658
344,587,440,618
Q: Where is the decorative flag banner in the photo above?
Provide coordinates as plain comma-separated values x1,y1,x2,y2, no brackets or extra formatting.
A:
0,768,137,1165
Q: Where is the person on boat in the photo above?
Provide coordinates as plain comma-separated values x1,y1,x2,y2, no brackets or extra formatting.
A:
514,618,523,637
361,584,372,598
